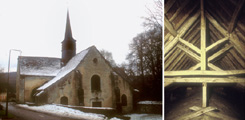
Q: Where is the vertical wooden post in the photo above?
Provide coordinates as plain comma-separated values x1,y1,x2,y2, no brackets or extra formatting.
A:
202,82,207,107
201,0,208,107
200,0,207,70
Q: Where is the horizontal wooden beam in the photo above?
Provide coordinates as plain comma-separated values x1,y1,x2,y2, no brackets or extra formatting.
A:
208,44,233,63
206,37,229,52
164,77,245,83
164,70,245,77
179,38,201,54
177,44,201,62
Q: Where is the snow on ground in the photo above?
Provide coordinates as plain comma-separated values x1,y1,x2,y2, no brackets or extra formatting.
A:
17,104,106,120
125,114,162,120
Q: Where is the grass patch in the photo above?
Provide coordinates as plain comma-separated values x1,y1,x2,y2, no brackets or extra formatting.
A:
0,110,14,119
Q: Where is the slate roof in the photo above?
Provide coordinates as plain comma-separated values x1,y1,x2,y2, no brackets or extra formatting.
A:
19,56,61,76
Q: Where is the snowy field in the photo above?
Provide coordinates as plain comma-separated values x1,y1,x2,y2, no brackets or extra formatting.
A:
18,104,106,120
17,104,162,120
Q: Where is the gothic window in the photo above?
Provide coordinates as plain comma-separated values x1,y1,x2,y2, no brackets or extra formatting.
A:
121,94,127,106
91,75,101,92
60,96,68,105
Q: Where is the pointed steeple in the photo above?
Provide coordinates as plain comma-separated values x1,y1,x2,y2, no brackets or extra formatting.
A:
61,10,76,66
65,10,73,39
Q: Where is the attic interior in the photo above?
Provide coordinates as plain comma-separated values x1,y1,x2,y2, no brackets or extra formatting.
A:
164,0,245,119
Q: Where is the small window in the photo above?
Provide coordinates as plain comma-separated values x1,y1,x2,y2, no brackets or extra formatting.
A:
92,101,102,107
93,58,98,63
60,96,68,105
91,75,101,91
121,94,127,106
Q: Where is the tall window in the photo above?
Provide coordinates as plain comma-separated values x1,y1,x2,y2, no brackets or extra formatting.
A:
91,75,101,92
121,94,127,106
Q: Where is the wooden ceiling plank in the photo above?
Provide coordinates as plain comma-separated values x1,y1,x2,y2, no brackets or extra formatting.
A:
179,38,201,54
164,10,200,56
206,37,229,52
164,45,177,62
164,16,177,36
177,44,201,62
164,48,181,70
164,0,177,14
228,0,245,33
208,44,233,62
205,11,227,36
171,53,186,71
230,49,245,68
174,1,199,30
229,33,245,59
164,70,245,76
208,63,223,71
169,0,191,22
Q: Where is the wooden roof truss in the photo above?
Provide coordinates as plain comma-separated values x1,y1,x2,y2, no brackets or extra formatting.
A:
164,0,245,107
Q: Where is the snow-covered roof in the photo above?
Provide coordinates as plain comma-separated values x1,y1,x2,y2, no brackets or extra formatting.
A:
19,56,61,76
37,47,90,91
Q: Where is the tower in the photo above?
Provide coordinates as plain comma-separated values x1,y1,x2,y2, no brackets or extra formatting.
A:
61,10,76,66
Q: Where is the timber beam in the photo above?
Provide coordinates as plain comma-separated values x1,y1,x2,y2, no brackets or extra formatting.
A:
179,38,201,54
164,70,245,77
206,37,229,52
164,77,245,83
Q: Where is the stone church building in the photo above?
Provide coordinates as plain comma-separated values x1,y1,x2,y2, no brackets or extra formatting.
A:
16,11,133,113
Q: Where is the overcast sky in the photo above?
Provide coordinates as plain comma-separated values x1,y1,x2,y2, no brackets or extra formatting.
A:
0,0,155,72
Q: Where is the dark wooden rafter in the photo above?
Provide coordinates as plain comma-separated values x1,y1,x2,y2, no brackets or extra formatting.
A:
164,0,176,14
227,0,245,33
164,10,200,56
169,0,192,22
208,44,233,63
164,15,177,36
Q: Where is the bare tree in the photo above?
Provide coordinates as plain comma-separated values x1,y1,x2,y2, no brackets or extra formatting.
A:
100,49,117,67
126,0,162,100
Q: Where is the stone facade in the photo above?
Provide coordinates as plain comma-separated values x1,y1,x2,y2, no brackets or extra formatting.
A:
34,46,133,113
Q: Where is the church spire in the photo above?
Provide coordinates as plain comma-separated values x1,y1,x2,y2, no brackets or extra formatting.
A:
61,10,76,66
65,10,73,39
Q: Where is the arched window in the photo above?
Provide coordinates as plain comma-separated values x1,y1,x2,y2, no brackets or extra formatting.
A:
121,94,127,106
60,96,68,105
91,75,101,92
